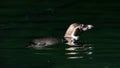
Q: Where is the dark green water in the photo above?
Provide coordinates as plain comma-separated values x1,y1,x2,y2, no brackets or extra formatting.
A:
1,0,120,68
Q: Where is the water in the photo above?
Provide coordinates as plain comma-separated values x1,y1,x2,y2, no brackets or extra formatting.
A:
1,22,120,68
1,1,120,67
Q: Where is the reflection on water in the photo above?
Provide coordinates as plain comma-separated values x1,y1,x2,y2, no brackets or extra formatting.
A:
65,44,94,59
31,43,94,60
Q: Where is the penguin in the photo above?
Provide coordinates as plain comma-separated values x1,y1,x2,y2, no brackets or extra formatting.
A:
64,23,93,45
28,23,94,49
28,37,66,49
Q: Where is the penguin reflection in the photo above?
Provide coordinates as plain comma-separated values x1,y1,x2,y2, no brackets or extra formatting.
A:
65,43,94,59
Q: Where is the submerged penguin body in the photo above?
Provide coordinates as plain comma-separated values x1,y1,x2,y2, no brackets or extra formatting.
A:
29,38,64,49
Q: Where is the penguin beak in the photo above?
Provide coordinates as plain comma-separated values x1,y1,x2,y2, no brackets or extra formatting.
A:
87,25,94,29
81,24,94,31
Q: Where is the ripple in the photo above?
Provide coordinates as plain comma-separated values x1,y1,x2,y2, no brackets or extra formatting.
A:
29,43,94,60
65,44,94,60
